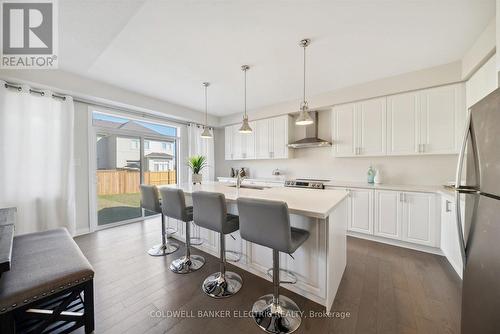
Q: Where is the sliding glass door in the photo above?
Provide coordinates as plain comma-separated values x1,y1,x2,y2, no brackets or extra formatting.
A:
96,134,143,225
91,111,179,228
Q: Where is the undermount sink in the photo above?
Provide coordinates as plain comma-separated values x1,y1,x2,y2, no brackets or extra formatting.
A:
227,184,270,190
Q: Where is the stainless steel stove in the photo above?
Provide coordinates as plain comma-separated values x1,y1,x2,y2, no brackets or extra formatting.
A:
284,178,326,189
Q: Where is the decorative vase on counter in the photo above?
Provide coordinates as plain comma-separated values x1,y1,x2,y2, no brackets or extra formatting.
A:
192,173,202,184
374,169,382,184
367,165,375,184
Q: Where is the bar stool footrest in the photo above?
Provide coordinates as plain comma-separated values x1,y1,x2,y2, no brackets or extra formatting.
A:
225,250,242,263
266,268,298,285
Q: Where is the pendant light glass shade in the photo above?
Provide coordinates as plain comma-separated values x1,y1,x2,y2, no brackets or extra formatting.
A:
200,126,212,138
239,115,253,133
239,65,253,134
201,82,213,139
296,102,314,126
296,39,314,126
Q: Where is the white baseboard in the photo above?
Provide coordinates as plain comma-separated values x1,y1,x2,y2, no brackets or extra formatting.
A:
347,231,444,256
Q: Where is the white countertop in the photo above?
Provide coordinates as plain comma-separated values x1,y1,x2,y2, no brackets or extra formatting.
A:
323,180,445,194
218,176,453,194
161,182,348,219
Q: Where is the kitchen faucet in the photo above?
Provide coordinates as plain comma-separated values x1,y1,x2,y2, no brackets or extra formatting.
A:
236,169,245,189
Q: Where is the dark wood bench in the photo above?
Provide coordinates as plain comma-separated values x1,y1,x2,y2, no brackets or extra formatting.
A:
0,225,95,333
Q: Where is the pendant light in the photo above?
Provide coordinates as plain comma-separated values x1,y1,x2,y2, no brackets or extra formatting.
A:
295,38,314,126
200,82,213,138
239,65,253,134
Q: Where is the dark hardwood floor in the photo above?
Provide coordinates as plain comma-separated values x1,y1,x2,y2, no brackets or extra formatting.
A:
74,218,462,334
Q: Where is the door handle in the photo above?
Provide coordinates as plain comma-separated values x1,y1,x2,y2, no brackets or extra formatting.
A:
455,108,472,269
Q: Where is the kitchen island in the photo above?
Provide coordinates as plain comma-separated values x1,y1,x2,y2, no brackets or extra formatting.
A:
160,182,348,312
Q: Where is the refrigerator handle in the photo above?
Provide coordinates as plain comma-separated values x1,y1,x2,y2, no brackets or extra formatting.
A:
454,108,472,269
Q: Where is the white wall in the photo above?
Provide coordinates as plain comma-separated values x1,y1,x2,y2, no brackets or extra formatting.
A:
462,19,496,80
466,54,497,108
74,102,91,235
220,61,462,126
0,69,218,126
215,111,458,186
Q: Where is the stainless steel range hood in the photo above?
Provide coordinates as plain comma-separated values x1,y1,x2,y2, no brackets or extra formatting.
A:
288,111,332,148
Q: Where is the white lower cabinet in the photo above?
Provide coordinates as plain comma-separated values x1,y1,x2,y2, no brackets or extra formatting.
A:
374,190,402,240
440,194,463,277
347,188,374,234
340,187,440,249
401,192,438,247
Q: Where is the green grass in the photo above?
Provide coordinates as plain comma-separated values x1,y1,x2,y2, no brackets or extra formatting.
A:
98,193,141,210
98,193,142,225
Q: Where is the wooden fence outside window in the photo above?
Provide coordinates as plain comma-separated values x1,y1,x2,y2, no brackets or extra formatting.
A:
96,170,176,195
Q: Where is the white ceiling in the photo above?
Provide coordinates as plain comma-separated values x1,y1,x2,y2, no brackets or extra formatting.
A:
59,0,494,116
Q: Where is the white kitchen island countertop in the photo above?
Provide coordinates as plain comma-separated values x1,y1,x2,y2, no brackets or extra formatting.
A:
162,181,348,219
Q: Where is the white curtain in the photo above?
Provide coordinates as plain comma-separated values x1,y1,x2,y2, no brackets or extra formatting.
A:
187,124,214,183
0,81,76,235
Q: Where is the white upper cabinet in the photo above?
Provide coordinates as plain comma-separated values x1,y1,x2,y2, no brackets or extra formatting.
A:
243,121,256,159
332,102,356,157
357,97,386,156
272,116,290,159
386,92,419,155
419,84,464,154
255,118,272,159
224,126,233,160
332,83,465,157
225,116,291,160
231,125,243,159
332,97,386,157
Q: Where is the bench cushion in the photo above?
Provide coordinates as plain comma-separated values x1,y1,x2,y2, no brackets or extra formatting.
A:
0,228,94,314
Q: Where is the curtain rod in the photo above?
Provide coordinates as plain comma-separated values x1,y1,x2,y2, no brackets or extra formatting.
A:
2,81,213,129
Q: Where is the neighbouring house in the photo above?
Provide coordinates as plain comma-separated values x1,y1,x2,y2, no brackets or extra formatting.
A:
95,119,175,171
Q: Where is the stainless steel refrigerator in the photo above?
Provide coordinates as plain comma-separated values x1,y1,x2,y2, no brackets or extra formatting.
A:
455,87,500,334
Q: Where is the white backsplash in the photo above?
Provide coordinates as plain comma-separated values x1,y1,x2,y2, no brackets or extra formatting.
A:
214,128,457,186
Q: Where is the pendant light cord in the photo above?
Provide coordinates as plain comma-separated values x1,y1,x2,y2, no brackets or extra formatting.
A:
303,44,306,105
204,84,208,125
244,68,247,117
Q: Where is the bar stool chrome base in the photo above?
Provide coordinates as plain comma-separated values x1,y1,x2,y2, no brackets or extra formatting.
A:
147,242,179,257
251,294,302,334
202,271,242,298
169,255,205,274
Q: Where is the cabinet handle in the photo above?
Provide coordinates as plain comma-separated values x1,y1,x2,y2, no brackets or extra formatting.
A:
421,143,425,153
445,200,451,212
400,193,404,202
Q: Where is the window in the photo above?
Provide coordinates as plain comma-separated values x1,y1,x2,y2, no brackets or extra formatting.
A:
92,110,179,226
130,139,139,150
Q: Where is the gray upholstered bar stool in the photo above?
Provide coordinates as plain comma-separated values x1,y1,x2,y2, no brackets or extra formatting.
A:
237,197,310,334
140,185,179,256
160,187,205,274
192,191,242,298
